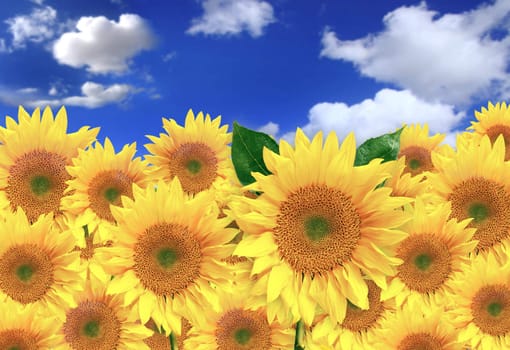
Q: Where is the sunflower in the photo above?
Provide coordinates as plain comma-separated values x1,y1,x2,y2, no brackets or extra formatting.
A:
449,252,510,349
374,298,462,349
231,130,411,325
184,284,295,350
468,101,510,160
0,299,60,349
380,197,477,307
144,318,191,350
307,279,396,350
63,138,150,226
144,109,238,197
429,134,510,259
0,208,84,318
57,278,153,350
106,178,238,334
0,106,99,224
398,124,445,177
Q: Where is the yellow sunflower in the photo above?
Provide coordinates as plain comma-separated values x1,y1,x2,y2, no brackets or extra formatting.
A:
398,123,445,177
0,300,60,349
0,208,84,318
144,318,192,350
144,109,238,197
381,197,477,307
374,298,462,349
468,101,510,160
184,284,295,350
57,278,153,350
106,178,238,334
429,134,510,259
449,252,510,349
63,137,150,226
383,156,432,199
0,106,99,224
231,130,411,325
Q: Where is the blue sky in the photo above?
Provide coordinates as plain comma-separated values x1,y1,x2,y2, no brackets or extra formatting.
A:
0,0,508,154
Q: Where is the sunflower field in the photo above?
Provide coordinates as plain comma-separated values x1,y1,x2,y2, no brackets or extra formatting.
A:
1,102,510,349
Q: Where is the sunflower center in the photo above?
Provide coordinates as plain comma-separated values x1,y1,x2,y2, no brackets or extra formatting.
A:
471,284,510,336
486,125,510,161
88,170,133,222
168,142,218,195
275,185,361,275
396,234,452,293
342,280,385,332
0,243,54,304
0,329,38,350
448,177,510,253
6,150,69,222
215,309,271,350
397,332,443,350
399,146,433,176
304,216,330,241
64,300,121,350
133,223,202,296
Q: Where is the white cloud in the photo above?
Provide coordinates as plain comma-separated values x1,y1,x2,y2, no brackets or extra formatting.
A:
5,6,57,49
48,86,58,96
17,87,38,94
258,121,279,136
280,89,464,146
30,0,45,4
53,14,156,74
187,0,275,37
320,0,510,105
162,51,176,62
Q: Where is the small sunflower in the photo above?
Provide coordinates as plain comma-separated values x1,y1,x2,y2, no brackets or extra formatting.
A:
144,318,191,350
58,279,153,350
64,138,150,225
0,300,60,349
429,134,510,259
398,124,445,177
0,106,99,224
383,156,431,199
144,109,237,196
0,208,84,317
468,101,510,160
449,252,510,349
374,298,462,349
232,130,411,325
381,197,477,307
106,178,238,333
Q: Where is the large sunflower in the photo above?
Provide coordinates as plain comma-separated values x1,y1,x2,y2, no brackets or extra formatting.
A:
63,138,150,226
449,252,510,349
231,130,411,325
468,101,510,160
0,300,60,349
106,178,238,334
0,106,99,224
428,134,510,259
381,197,477,307
57,278,152,350
144,109,238,197
0,208,84,318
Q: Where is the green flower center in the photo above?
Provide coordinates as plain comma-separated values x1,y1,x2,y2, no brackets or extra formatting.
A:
9,347,21,350
30,175,51,196
304,216,330,241
488,302,503,317
83,320,100,338
414,254,432,271
469,203,489,223
186,159,202,174
104,187,120,203
409,159,421,170
157,248,178,269
16,264,34,282
234,328,252,345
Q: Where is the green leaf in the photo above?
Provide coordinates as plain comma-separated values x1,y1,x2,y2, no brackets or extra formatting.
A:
232,122,279,186
354,127,404,166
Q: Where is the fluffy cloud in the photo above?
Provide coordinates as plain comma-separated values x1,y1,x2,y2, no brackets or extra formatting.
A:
187,0,275,37
275,89,464,146
321,0,510,105
53,14,155,74
4,6,57,49
257,121,279,136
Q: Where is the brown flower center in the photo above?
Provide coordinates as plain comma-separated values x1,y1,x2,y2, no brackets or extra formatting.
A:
471,284,510,336
215,309,271,349
0,329,39,349
399,146,433,176
342,280,385,332
397,332,443,350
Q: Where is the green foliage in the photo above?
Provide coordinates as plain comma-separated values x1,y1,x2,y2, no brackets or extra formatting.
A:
354,127,404,166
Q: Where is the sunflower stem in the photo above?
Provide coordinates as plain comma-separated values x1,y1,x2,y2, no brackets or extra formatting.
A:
170,332,177,350
83,225,89,238
294,320,305,350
